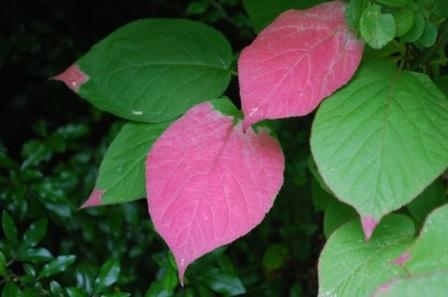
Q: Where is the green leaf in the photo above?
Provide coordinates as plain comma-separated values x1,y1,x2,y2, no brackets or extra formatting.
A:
23,263,36,277
0,251,6,276
94,121,172,204
434,0,448,16
434,76,448,97
100,293,131,297
202,268,246,296
376,0,411,7
49,281,63,296
0,152,17,169
21,288,41,297
311,60,448,222
16,247,53,263
393,8,415,37
76,19,232,123
66,288,88,297
319,214,415,297
418,20,438,47
186,0,210,15
94,259,120,294
2,211,17,244
401,12,425,42
360,4,396,49
38,255,76,279
145,253,178,297
323,199,357,238
374,270,448,296
346,0,369,30
20,140,51,169
1,282,21,297
407,178,446,226
311,177,332,212
262,244,288,271
242,0,326,32
76,265,96,295
319,204,448,297
23,220,47,247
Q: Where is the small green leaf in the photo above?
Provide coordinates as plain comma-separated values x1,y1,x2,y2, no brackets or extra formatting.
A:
23,263,36,277
38,255,76,279
94,121,172,204
393,8,415,37
2,211,17,244
16,247,53,263
401,12,425,42
407,179,447,226
100,293,131,297
262,244,288,271
186,0,209,15
23,220,47,247
20,140,51,169
376,0,411,7
360,4,396,49
203,268,246,296
0,251,6,276
76,265,96,295
49,281,63,296
66,288,88,297
418,21,438,47
346,0,369,30
1,282,21,297
21,288,41,297
94,259,120,294
75,19,233,123
0,152,17,169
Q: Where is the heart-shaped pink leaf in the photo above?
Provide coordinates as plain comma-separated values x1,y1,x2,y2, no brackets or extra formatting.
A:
238,1,364,128
146,100,284,282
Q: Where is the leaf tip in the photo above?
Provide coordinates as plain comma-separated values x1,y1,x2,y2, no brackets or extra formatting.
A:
176,257,187,287
51,64,89,92
80,189,104,209
361,216,378,241
392,251,410,266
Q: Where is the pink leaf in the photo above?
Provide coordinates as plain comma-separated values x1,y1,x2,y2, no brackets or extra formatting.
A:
238,1,364,129
146,101,284,282
51,64,89,92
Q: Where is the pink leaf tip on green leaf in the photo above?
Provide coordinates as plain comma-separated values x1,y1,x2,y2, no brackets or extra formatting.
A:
361,216,378,241
80,189,104,209
51,64,89,92
146,100,284,283
238,0,364,129
392,251,410,266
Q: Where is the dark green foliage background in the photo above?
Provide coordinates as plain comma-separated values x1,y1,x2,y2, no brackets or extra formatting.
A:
1,0,447,296
0,0,322,296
